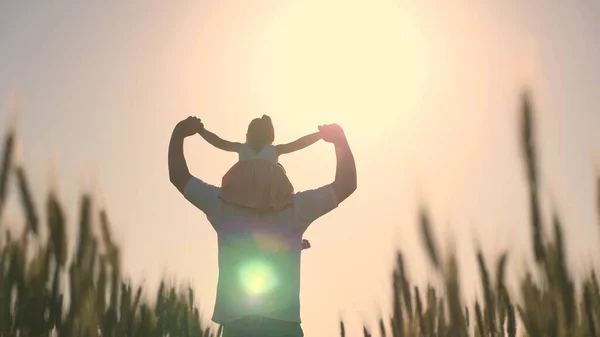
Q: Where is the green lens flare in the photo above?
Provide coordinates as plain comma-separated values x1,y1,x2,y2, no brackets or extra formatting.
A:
238,259,278,296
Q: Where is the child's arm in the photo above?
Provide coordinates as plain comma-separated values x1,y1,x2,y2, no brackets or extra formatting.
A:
275,131,322,156
198,128,241,152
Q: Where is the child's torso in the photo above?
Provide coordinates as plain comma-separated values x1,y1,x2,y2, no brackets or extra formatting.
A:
238,143,278,163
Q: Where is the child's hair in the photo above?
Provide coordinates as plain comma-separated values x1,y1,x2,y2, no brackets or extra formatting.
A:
246,115,275,152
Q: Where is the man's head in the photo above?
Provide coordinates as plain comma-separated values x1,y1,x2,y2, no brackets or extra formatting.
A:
276,163,286,175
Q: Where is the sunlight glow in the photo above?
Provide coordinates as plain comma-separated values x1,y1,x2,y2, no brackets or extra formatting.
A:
239,259,279,296
251,0,430,138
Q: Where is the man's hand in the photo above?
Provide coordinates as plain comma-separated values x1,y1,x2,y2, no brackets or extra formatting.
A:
318,124,347,146
175,116,204,138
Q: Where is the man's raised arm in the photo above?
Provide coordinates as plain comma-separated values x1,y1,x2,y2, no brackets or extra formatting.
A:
320,124,357,203
169,116,202,194
291,124,356,225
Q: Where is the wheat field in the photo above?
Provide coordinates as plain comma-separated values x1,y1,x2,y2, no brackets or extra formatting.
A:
0,90,599,336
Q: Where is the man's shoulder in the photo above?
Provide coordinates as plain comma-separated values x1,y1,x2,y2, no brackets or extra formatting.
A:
183,176,222,216
291,184,339,224
292,184,337,200
184,176,221,194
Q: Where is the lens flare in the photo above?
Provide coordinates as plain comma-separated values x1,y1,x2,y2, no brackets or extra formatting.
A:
238,259,278,296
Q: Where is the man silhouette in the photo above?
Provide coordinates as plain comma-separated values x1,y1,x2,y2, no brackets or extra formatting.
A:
168,116,357,337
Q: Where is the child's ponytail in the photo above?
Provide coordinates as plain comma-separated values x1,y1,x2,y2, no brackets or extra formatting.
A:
261,115,275,144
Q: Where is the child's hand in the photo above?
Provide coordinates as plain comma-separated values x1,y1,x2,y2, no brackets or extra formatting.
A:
196,121,205,134
176,116,203,137
318,124,346,145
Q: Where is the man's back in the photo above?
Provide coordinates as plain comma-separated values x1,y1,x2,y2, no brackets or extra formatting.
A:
184,177,340,324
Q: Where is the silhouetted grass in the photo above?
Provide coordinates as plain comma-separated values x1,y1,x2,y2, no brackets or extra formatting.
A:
0,129,215,336
1,88,599,336
343,90,600,337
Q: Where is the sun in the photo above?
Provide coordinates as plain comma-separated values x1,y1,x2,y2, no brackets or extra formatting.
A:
250,0,430,139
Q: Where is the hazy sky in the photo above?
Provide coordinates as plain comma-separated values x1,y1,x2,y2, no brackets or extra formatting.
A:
1,1,600,335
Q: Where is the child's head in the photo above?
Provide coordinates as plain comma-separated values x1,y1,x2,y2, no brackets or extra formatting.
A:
246,115,275,150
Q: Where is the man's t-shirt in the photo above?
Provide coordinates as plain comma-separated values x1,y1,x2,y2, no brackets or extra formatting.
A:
183,177,339,324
